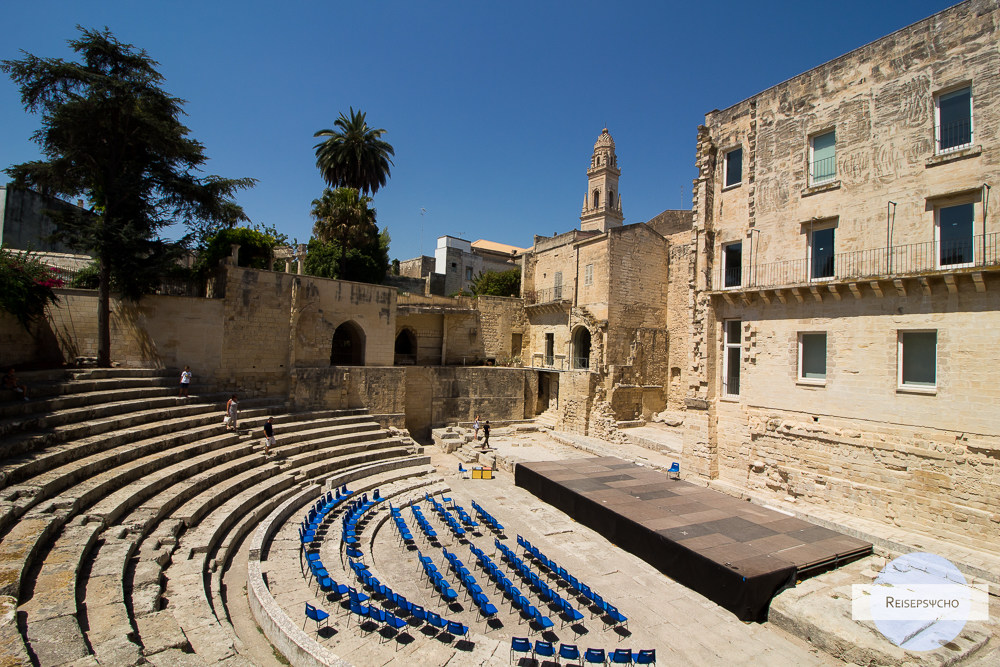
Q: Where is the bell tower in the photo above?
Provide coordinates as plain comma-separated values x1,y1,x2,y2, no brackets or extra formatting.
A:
580,128,624,232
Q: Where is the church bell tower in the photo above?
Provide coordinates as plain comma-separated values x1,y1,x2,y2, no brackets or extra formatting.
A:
580,128,624,232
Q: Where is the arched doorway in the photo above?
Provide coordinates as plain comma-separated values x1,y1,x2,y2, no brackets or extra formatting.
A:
330,321,365,366
394,328,417,365
572,326,591,370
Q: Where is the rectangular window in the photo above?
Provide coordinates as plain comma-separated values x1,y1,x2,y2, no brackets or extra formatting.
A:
465,266,474,281
898,331,936,389
936,202,974,267
810,226,835,280
936,86,973,153
553,271,563,300
723,242,742,288
545,333,555,367
584,263,593,286
724,147,742,188
723,320,741,397
810,130,836,184
798,333,827,382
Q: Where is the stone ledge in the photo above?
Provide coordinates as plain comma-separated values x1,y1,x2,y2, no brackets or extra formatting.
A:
925,144,982,167
800,179,841,197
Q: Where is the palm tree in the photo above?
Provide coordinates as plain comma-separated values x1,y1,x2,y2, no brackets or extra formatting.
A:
314,108,395,195
311,187,377,277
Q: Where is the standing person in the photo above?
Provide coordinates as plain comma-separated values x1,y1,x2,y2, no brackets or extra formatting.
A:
263,416,276,456
481,420,490,449
225,394,239,431
179,365,192,397
3,368,29,401
473,414,481,441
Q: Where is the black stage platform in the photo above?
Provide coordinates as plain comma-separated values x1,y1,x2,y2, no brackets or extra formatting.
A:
515,456,872,621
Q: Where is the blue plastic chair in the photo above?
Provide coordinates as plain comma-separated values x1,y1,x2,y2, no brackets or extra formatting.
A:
668,461,680,479
584,648,607,665
530,606,555,630
534,640,556,660
384,611,407,630
305,603,329,630
633,649,656,665
610,647,633,664
560,643,582,665
445,620,468,636
560,597,584,625
426,611,446,629
410,604,427,624
605,603,628,630
511,636,532,663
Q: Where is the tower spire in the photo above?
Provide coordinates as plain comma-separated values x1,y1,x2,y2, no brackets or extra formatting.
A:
580,128,624,232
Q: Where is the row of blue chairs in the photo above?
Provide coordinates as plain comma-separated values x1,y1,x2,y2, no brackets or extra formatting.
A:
470,543,555,630
512,638,656,665
426,495,467,539
450,503,480,528
409,504,439,541
442,548,499,621
299,486,354,547
341,491,383,558
346,555,469,638
388,504,413,543
417,550,460,602
470,499,505,535
494,540,582,627
517,535,628,629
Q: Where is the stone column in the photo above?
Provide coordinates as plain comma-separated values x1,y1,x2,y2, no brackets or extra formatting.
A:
296,244,307,275
229,243,241,266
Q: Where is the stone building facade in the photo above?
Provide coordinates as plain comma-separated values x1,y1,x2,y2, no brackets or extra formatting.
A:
684,0,1000,548
518,129,692,431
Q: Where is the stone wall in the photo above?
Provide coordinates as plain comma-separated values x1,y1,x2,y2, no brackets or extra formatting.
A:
284,269,395,369
290,366,405,416
0,312,51,368
474,296,526,363
42,289,225,373
665,232,694,410
686,0,1000,546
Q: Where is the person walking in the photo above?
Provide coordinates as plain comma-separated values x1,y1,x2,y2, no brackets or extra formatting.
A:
179,365,192,397
225,394,239,431
473,414,481,441
263,416,276,456
481,420,490,449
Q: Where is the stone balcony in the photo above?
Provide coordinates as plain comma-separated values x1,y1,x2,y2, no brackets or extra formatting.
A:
710,232,999,303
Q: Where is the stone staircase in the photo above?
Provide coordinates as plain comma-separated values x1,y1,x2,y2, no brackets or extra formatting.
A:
0,368,426,666
533,406,559,430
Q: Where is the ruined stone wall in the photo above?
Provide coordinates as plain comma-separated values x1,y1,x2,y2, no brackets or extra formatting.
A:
475,296,526,363
559,370,597,434
286,270,395,368
398,256,434,279
289,366,405,417
441,312,484,364
395,313,443,365
665,232,693,410
42,289,225,373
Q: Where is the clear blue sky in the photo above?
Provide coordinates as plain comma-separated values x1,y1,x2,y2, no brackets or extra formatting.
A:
1,0,956,261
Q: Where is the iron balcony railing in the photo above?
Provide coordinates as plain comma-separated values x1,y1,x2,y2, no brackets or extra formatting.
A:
524,286,565,305
716,232,1000,290
938,119,973,152
810,155,836,184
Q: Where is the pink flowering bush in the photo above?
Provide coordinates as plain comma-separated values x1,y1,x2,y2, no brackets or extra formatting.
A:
0,246,63,329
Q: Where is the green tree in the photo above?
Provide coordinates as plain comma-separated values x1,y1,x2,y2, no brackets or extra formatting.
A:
313,108,395,195
1,27,254,367
470,268,521,297
303,229,390,285
195,226,284,274
311,187,378,278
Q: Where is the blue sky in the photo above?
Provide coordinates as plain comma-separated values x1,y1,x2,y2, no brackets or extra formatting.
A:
1,0,955,261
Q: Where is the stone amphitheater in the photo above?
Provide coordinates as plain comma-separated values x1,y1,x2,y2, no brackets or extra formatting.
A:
1,368,998,667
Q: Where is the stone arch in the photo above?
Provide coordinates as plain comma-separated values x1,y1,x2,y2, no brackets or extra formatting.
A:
572,325,592,370
330,320,366,366
394,328,417,365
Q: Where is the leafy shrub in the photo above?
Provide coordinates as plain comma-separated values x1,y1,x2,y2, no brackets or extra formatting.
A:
0,246,63,328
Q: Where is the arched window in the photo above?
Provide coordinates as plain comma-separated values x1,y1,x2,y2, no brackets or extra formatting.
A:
394,328,417,365
593,189,600,209
331,320,365,366
572,326,591,370
609,190,615,208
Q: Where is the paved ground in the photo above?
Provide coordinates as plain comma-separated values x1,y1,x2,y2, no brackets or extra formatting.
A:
221,424,1000,666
